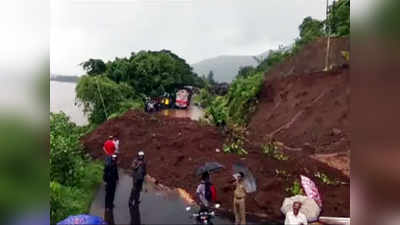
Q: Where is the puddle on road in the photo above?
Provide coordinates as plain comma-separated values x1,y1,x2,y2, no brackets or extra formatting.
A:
161,105,205,121
90,170,233,224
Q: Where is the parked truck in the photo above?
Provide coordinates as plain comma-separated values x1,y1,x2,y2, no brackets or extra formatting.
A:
175,86,193,109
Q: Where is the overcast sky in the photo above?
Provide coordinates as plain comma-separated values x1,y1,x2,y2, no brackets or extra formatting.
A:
51,0,328,75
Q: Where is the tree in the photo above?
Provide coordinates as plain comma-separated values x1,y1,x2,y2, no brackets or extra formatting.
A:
103,50,203,97
237,66,256,79
75,75,138,124
299,17,325,42
80,59,106,76
207,70,216,86
327,0,350,36
256,46,291,73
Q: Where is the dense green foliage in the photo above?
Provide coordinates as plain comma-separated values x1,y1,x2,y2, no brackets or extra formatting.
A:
193,88,215,108
237,66,257,79
50,112,103,223
286,180,304,196
80,59,107,76
76,75,143,124
78,50,204,124
207,72,264,126
81,50,203,96
0,116,47,222
327,0,350,36
255,46,292,74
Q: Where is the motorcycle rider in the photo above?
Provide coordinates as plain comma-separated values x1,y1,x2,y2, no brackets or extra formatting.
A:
129,151,147,207
196,172,210,208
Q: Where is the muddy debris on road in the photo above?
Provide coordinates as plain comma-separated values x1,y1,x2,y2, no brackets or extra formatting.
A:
82,111,349,221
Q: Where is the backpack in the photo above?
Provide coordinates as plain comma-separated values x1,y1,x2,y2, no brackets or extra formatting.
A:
205,182,217,202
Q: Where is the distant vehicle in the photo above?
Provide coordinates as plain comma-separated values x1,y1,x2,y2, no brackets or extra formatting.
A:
160,93,172,109
175,88,192,109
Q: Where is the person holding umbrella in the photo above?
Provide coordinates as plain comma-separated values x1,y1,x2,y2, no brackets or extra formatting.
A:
196,172,210,207
232,172,247,225
284,202,308,225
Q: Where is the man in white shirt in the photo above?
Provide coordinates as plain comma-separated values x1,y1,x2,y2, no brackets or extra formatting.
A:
113,136,120,154
284,202,308,225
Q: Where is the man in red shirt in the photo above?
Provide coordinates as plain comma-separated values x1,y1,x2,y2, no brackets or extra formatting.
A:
103,136,116,156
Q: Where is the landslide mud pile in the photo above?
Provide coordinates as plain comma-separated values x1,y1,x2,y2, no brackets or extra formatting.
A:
248,37,350,176
82,112,349,220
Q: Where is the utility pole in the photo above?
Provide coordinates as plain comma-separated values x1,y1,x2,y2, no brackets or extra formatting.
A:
324,0,332,72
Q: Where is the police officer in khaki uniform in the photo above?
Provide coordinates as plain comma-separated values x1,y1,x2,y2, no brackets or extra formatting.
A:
233,172,246,225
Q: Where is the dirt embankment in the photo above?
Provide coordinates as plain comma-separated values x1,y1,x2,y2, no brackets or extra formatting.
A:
248,37,350,176
82,111,349,220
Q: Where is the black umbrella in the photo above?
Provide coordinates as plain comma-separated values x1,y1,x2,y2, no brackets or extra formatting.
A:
232,163,257,193
196,162,225,176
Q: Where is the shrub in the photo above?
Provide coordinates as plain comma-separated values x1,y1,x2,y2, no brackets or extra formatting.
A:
50,112,103,224
262,143,289,161
206,72,264,126
76,75,138,124
286,180,304,196
194,88,215,108
314,171,345,185
223,125,248,155
107,99,144,120
223,140,248,155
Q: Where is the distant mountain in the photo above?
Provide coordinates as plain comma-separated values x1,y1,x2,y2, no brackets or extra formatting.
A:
50,74,80,83
191,51,271,83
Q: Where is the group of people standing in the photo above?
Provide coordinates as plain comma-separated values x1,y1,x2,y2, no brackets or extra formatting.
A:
195,170,308,225
102,135,147,212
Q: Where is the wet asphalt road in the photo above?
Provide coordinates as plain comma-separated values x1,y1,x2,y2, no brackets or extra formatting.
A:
90,170,234,225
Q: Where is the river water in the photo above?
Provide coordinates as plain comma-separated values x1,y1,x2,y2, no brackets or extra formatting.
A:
50,81,88,125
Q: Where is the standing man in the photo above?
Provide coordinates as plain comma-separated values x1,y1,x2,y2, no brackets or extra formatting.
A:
103,154,119,210
284,202,308,225
233,172,246,225
129,151,146,207
103,136,116,156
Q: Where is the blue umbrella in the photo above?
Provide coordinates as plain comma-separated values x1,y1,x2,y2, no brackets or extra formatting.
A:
57,214,107,225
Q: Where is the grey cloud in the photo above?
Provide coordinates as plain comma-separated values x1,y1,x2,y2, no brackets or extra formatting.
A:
51,0,327,75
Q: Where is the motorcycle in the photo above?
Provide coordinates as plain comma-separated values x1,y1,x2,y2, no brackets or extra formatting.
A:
185,203,221,225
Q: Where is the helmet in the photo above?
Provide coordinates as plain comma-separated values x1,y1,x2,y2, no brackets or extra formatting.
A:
138,151,144,159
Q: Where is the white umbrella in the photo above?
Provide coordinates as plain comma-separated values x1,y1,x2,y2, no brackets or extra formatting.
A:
280,195,321,222
232,163,257,193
